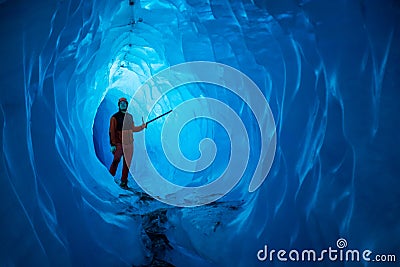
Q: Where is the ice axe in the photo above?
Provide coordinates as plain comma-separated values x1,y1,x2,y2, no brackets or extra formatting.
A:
142,109,173,126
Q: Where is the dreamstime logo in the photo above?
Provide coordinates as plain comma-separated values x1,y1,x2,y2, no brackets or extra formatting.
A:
257,238,397,263
336,238,347,249
123,61,276,207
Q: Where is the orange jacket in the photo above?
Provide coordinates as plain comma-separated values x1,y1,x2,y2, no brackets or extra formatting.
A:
109,111,142,145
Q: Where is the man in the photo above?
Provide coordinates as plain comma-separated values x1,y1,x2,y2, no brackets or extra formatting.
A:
109,97,146,188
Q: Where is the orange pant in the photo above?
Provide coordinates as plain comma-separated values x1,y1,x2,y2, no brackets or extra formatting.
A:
109,143,133,183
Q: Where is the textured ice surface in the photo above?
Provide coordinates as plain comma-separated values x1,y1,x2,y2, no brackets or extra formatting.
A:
1,0,399,266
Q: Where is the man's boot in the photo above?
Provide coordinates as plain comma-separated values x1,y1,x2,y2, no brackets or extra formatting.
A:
120,180,128,189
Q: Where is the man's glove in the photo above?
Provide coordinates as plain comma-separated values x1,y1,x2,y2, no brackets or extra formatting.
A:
141,117,147,129
110,146,116,153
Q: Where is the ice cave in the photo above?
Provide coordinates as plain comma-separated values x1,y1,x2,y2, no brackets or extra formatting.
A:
0,0,399,266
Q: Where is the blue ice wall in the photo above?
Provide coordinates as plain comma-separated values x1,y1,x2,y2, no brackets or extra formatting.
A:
1,0,399,266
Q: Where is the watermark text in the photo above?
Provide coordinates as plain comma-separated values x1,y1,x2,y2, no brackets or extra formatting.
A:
257,238,396,263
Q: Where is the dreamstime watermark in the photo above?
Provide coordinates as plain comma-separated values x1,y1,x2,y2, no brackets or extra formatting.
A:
123,61,276,207
257,238,397,263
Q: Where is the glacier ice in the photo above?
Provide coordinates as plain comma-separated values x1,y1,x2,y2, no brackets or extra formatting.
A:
1,0,399,266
